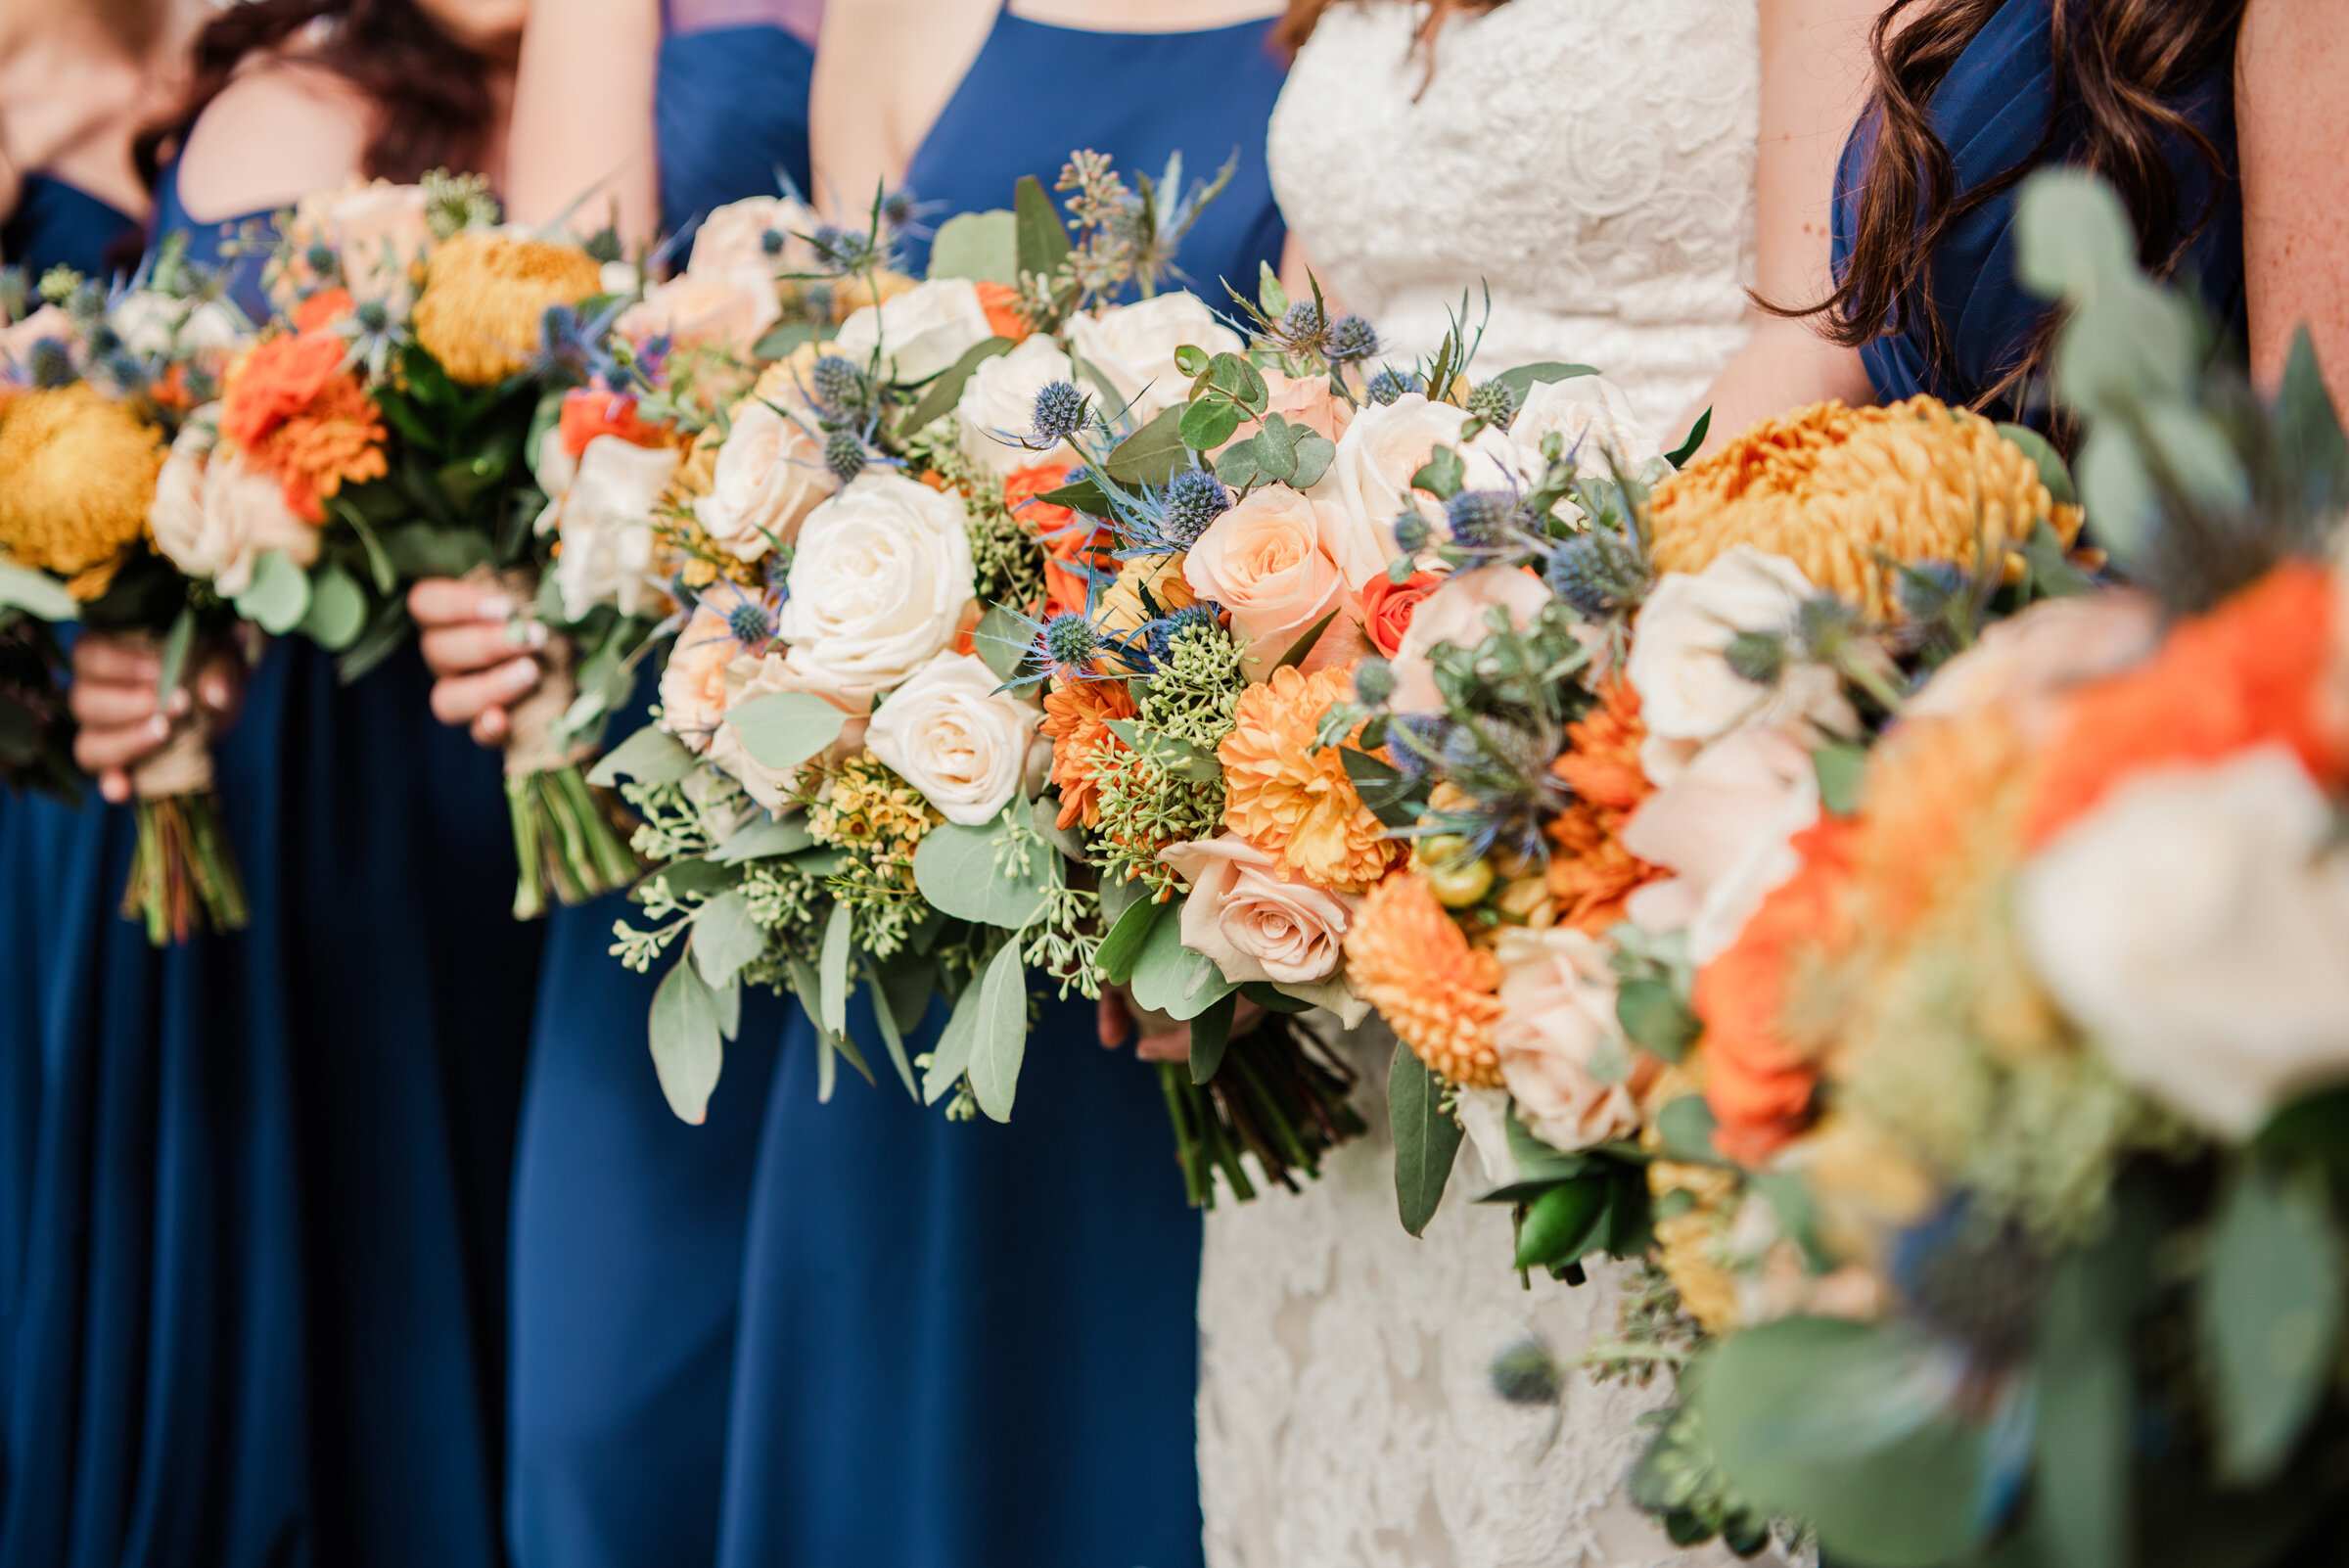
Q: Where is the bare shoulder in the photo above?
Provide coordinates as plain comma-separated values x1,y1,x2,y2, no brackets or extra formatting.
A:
172,57,370,223
810,0,996,215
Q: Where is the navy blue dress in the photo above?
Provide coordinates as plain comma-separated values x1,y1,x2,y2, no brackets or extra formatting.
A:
1,175,141,280
0,165,542,1568
1829,0,2245,418
714,16,1285,1568
503,19,812,1568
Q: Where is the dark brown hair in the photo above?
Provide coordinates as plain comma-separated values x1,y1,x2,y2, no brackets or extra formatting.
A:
134,0,502,190
1805,0,2246,410
1275,0,1507,63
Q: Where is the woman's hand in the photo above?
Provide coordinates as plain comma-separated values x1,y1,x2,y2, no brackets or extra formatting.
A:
1096,984,1267,1065
70,633,244,804
409,576,547,748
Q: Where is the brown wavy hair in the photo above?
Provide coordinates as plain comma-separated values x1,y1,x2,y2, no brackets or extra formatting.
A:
1805,0,2245,409
134,0,502,190
1275,0,1508,62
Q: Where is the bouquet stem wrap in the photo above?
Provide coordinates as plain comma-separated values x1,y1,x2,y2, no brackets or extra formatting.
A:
1154,1014,1367,1208
121,657,247,946
482,567,639,919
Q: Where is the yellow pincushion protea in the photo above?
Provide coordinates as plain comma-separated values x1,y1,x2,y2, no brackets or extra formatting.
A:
1649,396,2084,618
413,231,604,386
1343,869,1505,1087
0,384,165,598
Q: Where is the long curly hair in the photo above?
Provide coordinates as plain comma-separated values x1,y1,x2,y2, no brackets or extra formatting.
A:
134,0,503,189
1275,0,1509,62
1800,0,2245,408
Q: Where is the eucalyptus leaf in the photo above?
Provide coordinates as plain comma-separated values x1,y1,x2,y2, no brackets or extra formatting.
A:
973,603,1030,684
1655,1095,1722,1164
1178,396,1244,453
966,938,1029,1123
1252,412,1299,482
927,208,1017,285
895,336,1015,438
1187,992,1236,1085
298,565,367,650
921,978,987,1105
690,889,765,990
860,956,919,1097
728,690,848,773
649,959,724,1124
1211,438,1263,490
1290,431,1336,489
1492,361,1601,402
1615,979,1699,1062
911,819,1050,929
590,723,699,787
1126,898,1237,1020
1104,405,1186,484
2200,1163,2344,1483
2016,169,2139,304
2075,428,2158,560
1410,446,1465,500
1011,173,1071,281
1390,1039,1462,1238
750,320,828,361
818,899,853,1039
2033,1244,2133,1568
0,562,76,621
234,551,312,635
1812,741,1868,818
712,812,815,863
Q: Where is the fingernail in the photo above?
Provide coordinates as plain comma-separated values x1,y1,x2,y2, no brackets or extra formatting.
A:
504,659,539,692
527,622,550,648
166,689,190,716
100,774,127,805
201,673,231,710
478,593,515,622
148,715,170,740
503,619,549,649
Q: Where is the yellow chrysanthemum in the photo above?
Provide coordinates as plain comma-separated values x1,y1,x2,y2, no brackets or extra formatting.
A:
1639,1057,1745,1334
1344,869,1505,1086
1098,553,1196,637
1649,396,2084,618
1219,663,1396,893
413,231,604,386
0,384,164,598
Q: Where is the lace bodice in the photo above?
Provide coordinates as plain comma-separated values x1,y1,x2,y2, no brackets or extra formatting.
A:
1266,0,1761,433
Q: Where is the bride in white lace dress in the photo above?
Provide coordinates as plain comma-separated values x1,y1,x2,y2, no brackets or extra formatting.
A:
1195,2,1879,1564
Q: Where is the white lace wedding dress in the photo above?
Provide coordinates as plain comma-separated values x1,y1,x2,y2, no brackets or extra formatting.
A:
1195,4,1764,1566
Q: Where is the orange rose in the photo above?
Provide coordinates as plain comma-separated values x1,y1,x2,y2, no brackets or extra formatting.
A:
975,280,1031,342
292,288,356,333
1004,462,1111,618
559,389,671,457
1359,570,1439,657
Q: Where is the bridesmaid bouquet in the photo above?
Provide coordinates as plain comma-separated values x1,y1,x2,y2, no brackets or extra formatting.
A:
0,249,259,942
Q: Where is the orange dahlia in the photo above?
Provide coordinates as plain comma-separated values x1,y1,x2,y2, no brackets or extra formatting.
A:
1039,677,1134,830
1344,870,1505,1086
1219,663,1397,893
1545,678,1666,932
221,329,387,521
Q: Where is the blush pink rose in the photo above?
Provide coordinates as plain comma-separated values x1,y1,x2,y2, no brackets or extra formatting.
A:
1182,484,1353,669
1387,565,1552,714
619,267,781,354
1494,926,1649,1151
1160,833,1360,986
657,604,741,753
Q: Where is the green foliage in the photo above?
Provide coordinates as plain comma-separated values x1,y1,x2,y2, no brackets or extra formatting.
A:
2198,1163,2345,1484
1389,1039,1462,1237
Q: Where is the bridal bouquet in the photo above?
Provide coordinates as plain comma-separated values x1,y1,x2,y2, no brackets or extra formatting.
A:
0,249,262,941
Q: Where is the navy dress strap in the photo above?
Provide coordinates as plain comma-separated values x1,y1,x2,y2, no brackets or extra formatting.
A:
1828,0,2244,420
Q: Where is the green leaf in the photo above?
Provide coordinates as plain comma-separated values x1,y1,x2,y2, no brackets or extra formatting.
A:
649,959,725,1124
712,811,815,863
1173,343,1210,378
1389,1039,1462,1237
2277,327,2349,496
1339,746,1420,829
2075,427,2157,558
1996,422,2078,506
727,690,847,774
1126,898,1239,1020
1272,607,1341,671
383,521,494,578
1012,173,1072,282
156,605,197,705
296,564,367,650
1104,405,1186,484
0,562,76,621
1616,979,1699,1062
910,819,1051,930
2019,519,2094,598
1655,1095,1722,1163
1696,1316,1991,1568
1257,260,1289,319
927,208,1017,285
1207,352,1267,411
1094,895,1166,987
895,335,1015,438
818,899,853,1039
1290,431,1336,489
972,603,1030,684
1812,740,1868,818
1188,992,1237,1084
1178,396,1244,453
589,723,699,787
233,551,312,635
1032,474,1111,514
2200,1163,2344,1483
1211,437,1263,490
2032,1244,2135,1568
750,319,828,362
1664,407,1712,468
966,938,1029,1123
1492,361,1600,402
860,956,919,1097
922,978,988,1105
691,889,765,990
1409,446,1465,500
1252,411,1300,482
1515,1176,1610,1270
2016,169,2140,304
1236,981,1313,1015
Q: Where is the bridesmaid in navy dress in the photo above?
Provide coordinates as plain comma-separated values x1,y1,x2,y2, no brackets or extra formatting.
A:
712,7,1284,1566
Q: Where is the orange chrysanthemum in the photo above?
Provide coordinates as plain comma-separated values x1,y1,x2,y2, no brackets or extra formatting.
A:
1545,678,1666,932
975,280,1031,342
1220,663,1398,893
1039,677,1135,830
221,329,387,522
1344,870,1505,1086
2026,560,2348,846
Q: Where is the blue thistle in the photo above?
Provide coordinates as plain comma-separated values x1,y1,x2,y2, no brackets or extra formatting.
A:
356,299,391,334
879,188,917,229
1039,612,1102,674
1324,314,1378,362
26,338,73,389
823,431,867,484
726,596,777,649
1030,379,1089,444
1544,530,1648,618
1384,714,1450,783
760,227,787,257
808,354,867,413
810,224,876,274
1366,367,1421,405
1352,658,1397,707
1142,600,1224,664
1445,489,1526,549
1277,300,1327,346
806,283,835,319
1392,510,1433,554
305,242,337,275
1160,468,1230,546
1464,380,1519,426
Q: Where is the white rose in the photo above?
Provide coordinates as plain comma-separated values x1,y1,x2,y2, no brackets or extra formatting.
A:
1620,722,1821,963
540,431,682,621
1509,373,1661,478
1308,392,1523,590
832,277,993,386
1160,832,1361,986
1494,926,1644,1152
2019,746,2349,1139
1062,291,1242,421
1625,545,1858,782
1388,565,1554,715
618,266,780,354
953,334,1075,475
864,651,1039,826
149,411,319,595
707,649,866,812
109,293,243,364
694,379,834,562
775,473,976,702
688,195,815,279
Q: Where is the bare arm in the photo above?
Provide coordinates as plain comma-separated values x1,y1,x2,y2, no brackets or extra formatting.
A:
1681,0,1881,453
2238,0,2349,400
502,0,661,246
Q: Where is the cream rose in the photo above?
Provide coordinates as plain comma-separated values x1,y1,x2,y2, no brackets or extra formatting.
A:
1494,926,1645,1151
832,277,993,386
1161,833,1359,986
539,431,683,621
1907,591,2159,732
1509,374,1661,478
952,334,1075,475
687,194,815,278
1626,545,1857,783
619,267,780,354
1387,565,1554,715
2019,745,2349,1138
695,369,835,561
657,604,742,753
1308,392,1524,590
1062,291,1243,420
283,179,434,310
1620,722,1821,963
1182,484,1352,668
864,651,1039,826
775,473,977,702
149,413,320,595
